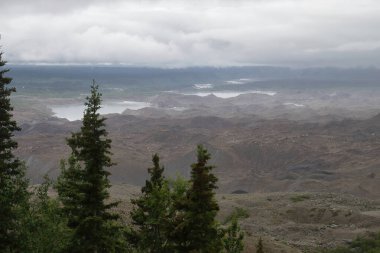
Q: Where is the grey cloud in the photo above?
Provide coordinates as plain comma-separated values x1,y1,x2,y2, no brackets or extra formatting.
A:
1,0,380,67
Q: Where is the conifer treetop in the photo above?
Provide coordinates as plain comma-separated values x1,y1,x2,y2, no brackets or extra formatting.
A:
0,52,21,168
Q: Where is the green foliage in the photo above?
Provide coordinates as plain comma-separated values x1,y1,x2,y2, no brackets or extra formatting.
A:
223,207,250,224
256,237,264,253
21,175,71,253
223,216,245,253
167,174,190,200
0,50,30,252
56,156,85,229
166,175,191,252
325,247,352,253
56,82,124,253
290,194,311,203
172,145,222,252
325,232,380,253
131,154,173,252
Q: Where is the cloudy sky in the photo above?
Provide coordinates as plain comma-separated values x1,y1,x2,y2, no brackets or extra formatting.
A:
1,0,380,67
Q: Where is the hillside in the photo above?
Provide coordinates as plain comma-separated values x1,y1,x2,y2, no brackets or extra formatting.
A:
110,184,380,252
15,113,380,199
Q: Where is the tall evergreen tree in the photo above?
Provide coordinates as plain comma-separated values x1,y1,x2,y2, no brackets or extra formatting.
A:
173,145,222,252
130,154,172,252
56,82,122,253
0,50,29,252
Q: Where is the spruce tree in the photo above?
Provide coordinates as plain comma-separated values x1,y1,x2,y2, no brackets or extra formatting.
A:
131,154,172,252
173,145,222,252
0,50,29,252
56,82,121,253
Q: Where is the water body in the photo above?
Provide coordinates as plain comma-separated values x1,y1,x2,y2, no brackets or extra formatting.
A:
184,90,277,98
193,83,214,89
283,102,305,107
51,101,151,121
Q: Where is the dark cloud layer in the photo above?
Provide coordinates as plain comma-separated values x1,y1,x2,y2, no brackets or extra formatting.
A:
1,0,380,67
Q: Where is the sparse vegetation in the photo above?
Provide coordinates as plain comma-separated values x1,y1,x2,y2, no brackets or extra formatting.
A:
325,232,380,253
290,194,311,203
224,207,250,224
256,237,264,253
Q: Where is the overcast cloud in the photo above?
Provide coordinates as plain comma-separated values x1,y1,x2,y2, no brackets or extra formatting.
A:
1,0,380,67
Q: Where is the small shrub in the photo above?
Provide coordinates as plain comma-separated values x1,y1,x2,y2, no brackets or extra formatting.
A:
224,207,250,224
290,194,311,203
256,237,264,253
324,232,380,253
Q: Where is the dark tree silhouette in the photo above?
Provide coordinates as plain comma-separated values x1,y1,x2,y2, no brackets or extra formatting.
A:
0,49,29,252
56,82,122,253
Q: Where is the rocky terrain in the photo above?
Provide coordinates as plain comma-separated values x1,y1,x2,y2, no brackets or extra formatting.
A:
15,110,380,199
110,184,380,252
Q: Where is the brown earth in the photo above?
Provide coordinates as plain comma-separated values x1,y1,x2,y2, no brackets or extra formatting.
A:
15,113,380,199
109,184,380,252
